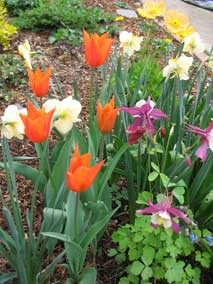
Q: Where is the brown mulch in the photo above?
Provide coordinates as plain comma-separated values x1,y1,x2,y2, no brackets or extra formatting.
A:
1,1,211,283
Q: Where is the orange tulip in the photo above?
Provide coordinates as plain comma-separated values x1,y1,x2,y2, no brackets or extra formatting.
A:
20,100,55,143
27,67,51,97
66,145,104,192
83,30,113,67
97,96,118,134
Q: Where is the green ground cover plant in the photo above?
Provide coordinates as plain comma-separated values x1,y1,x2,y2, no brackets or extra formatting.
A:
10,0,114,44
111,205,211,284
0,1,212,283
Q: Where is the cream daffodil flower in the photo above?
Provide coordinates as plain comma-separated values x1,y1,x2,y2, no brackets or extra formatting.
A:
183,32,205,54
18,39,32,69
162,54,193,80
43,96,82,135
119,31,143,57
1,105,26,139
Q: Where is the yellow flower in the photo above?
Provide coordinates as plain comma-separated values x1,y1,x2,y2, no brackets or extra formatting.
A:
18,39,32,69
162,54,193,80
164,10,194,39
164,38,172,44
115,16,124,21
137,0,166,19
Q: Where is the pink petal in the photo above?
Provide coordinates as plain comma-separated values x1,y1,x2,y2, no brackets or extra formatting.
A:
119,106,141,116
186,124,207,138
150,108,168,119
206,122,213,134
167,207,191,223
171,220,180,233
196,139,209,161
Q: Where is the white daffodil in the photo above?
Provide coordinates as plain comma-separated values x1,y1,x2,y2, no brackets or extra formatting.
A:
163,54,193,80
1,105,26,139
18,39,32,69
151,211,172,229
43,96,82,135
119,31,143,57
183,32,205,54
207,56,213,71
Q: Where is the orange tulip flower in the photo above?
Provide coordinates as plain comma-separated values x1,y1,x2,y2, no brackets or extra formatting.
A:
20,100,55,143
97,96,118,134
66,145,104,192
27,67,51,97
83,30,113,68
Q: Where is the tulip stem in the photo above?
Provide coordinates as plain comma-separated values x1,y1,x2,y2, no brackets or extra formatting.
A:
89,68,95,125
74,192,80,240
99,135,105,161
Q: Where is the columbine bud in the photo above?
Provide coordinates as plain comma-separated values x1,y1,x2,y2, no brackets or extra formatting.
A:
186,156,192,167
160,126,166,138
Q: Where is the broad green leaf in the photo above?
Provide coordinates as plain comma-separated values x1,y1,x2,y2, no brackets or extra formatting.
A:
79,267,97,284
79,208,117,249
0,272,17,283
151,162,160,173
141,267,153,280
148,171,158,182
45,134,72,207
0,161,46,190
36,250,65,284
98,143,129,199
142,246,155,266
42,232,83,253
173,187,185,204
130,261,144,276
160,173,170,188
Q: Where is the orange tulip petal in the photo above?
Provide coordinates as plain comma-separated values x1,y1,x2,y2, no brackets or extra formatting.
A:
66,145,104,192
83,30,112,68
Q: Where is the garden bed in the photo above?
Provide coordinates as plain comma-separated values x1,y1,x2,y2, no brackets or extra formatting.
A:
0,0,212,284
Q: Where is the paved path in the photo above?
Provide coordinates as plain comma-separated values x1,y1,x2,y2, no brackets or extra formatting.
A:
162,0,213,52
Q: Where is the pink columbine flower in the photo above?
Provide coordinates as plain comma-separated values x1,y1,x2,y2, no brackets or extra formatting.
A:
120,98,168,144
136,196,191,233
185,121,213,161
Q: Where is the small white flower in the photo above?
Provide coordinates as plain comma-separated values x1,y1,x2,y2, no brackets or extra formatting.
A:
136,99,155,108
43,96,82,135
183,32,205,54
1,105,26,139
207,129,213,151
163,54,193,80
119,31,143,57
18,39,32,69
151,211,172,229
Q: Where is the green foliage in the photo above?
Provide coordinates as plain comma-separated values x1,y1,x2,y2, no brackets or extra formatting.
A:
5,0,38,15
0,53,27,100
127,56,163,99
111,214,212,284
0,0,17,49
11,0,114,44
0,53,27,86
